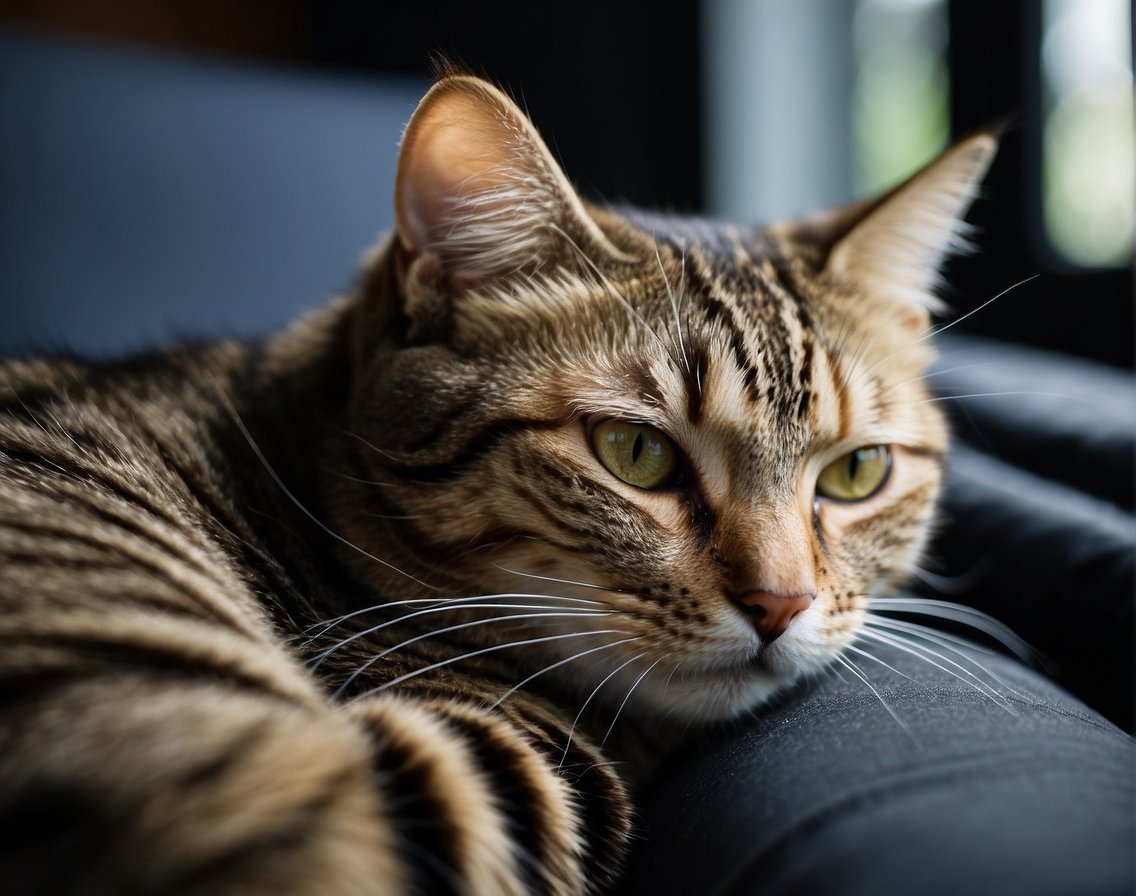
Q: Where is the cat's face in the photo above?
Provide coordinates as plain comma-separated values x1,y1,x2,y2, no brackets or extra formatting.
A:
331,75,994,722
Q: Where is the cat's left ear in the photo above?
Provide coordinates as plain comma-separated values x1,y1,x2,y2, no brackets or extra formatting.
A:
788,132,998,326
394,74,637,302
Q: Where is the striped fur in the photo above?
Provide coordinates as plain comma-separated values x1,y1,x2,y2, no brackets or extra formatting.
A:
0,74,994,893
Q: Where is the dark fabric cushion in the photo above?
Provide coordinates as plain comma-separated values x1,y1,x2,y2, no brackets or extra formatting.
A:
933,335,1134,509
924,335,1135,730
620,639,1136,896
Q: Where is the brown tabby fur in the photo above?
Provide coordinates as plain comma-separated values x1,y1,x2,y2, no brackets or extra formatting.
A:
0,73,995,894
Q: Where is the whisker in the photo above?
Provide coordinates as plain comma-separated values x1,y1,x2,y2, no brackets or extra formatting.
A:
548,222,671,355
325,469,399,488
857,627,1016,711
835,653,917,741
600,653,668,746
922,274,1040,341
559,650,649,772
841,274,1038,396
915,390,1079,404
338,427,407,464
493,565,622,593
867,596,1039,665
489,637,641,710
306,591,608,639
324,606,613,692
844,643,924,687
863,616,1038,699
350,628,630,702
907,562,991,596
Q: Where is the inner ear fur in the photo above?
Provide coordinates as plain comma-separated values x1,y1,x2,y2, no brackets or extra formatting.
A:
394,74,640,301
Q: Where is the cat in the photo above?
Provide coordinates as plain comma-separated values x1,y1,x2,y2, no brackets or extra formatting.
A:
0,71,995,895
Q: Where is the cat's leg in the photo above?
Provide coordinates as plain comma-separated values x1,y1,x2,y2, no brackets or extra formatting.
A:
0,668,630,895
346,695,631,895
1,677,405,895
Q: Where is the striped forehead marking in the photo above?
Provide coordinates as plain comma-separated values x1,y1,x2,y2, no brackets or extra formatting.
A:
676,245,818,429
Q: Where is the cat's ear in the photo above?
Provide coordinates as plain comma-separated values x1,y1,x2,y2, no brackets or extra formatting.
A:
394,74,635,298
789,132,998,324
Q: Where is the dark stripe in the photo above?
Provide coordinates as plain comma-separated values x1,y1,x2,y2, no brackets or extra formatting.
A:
386,417,562,483
679,482,717,550
0,668,86,714
796,336,815,420
621,358,664,408
173,724,270,793
812,508,833,560
828,355,853,440
495,701,628,884
701,294,762,404
0,632,295,702
364,720,464,896
459,524,584,556
540,737,627,886
1,443,228,590
684,344,709,424
510,483,595,545
443,712,552,895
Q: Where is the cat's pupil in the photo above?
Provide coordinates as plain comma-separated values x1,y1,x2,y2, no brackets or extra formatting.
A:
631,433,644,464
848,451,861,480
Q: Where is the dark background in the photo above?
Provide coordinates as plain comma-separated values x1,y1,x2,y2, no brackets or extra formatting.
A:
1,0,1131,367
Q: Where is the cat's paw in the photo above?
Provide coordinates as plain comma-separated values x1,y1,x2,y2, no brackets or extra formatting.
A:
348,695,626,895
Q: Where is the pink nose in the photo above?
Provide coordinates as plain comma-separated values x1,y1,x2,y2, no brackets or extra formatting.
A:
735,590,814,642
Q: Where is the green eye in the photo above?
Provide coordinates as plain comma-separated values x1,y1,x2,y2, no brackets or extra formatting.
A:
816,446,891,501
591,420,679,490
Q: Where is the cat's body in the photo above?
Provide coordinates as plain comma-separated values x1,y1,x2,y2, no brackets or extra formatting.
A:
0,73,995,894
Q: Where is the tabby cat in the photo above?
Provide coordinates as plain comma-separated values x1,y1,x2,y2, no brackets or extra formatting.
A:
0,72,995,894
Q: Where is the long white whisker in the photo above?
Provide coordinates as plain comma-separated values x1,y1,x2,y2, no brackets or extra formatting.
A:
836,654,917,741
842,275,1038,394
923,274,1040,341
857,628,1015,711
864,617,1038,699
493,566,621,593
489,637,641,710
915,390,1079,404
350,629,630,702
844,643,924,686
332,611,614,699
307,592,608,640
316,602,607,665
559,651,648,772
906,563,990,596
600,654,668,746
867,597,1038,664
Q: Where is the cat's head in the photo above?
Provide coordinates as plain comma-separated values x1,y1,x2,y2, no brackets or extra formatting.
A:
332,74,995,722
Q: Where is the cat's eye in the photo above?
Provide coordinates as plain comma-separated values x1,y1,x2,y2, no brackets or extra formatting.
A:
591,420,680,490
815,446,891,502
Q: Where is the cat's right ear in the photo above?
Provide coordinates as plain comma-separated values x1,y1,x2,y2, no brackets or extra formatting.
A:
393,74,634,315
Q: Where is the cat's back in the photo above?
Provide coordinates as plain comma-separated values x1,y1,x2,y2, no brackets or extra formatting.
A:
0,342,273,628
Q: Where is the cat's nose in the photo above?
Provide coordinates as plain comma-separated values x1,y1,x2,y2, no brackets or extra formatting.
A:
735,590,814,643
